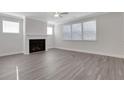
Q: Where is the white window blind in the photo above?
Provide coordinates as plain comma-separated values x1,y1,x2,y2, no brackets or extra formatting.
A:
3,20,19,33
83,20,96,40
72,23,82,40
63,20,96,41
63,25,71,40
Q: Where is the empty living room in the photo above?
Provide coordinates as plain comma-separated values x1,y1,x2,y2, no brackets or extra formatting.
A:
0,12,124,80
1,0,124,93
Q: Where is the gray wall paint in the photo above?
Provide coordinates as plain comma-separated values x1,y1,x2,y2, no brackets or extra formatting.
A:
47,25,55,49
54,13,124,58
47,35,55,49
26,18,46,35
0,14,23,56
1,13,123,58
24,17,54,53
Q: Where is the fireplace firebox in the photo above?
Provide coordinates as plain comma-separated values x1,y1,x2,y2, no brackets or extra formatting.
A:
29,39,45,53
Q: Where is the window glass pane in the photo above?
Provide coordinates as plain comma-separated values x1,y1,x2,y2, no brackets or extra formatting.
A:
47,27,53,35
72,23,82,40
83,20,96,40
3,20,19,33
63,25,71,40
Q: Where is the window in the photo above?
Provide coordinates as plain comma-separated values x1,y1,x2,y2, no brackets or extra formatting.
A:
63,25,71,40
63,20,96,41
72,23,82,40
3,20,19,33
83,20,96,40
47,26,53,35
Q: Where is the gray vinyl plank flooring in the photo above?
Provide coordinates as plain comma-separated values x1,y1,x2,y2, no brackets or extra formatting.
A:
0,48,124,80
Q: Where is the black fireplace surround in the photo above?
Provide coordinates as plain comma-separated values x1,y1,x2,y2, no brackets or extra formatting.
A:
29,39,45,53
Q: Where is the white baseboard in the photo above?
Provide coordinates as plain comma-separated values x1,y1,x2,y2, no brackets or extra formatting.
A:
0,51,23,57
56,47,124,59
1,48,123,59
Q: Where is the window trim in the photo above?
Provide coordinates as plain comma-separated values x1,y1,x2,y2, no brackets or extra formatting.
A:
71,23,82,40
63,19,97,41
63,25,72,40
83,20,97,41
47,26,54,35
2,20,20,34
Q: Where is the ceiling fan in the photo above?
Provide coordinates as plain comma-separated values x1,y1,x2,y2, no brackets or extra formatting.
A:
54,12,69,18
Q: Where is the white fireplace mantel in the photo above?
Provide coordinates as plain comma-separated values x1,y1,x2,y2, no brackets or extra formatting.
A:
25,34,47,36
24,34,48,54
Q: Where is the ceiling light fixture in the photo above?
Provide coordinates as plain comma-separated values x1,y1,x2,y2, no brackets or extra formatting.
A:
54,12,60,18
54,12,69,18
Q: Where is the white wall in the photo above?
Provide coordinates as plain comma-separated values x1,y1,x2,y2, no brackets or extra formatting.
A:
47,25,55,49
47,35,55,49
24,17,47,54
54,13,124,58
24,17,55,54
25,18,46,35
0,14,23,56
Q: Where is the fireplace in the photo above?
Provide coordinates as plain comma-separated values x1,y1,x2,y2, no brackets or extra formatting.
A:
29,39,45,53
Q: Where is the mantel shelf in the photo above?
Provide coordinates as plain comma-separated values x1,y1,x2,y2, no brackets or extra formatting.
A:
25,34,47,36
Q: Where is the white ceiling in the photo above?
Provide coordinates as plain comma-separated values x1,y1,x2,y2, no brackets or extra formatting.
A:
5,12,103,24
